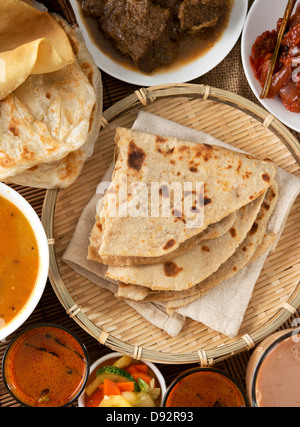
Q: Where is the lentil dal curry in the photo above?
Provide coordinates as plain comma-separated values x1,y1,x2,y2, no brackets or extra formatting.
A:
0,196,39,328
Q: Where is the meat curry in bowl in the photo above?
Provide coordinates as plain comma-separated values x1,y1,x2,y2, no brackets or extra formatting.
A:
79,0,234,74
0,183,49,341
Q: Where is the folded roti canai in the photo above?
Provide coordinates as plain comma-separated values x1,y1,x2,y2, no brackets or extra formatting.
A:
0,0,75,100
0,8,102,188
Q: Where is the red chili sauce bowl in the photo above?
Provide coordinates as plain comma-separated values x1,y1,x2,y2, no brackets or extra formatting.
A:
163,367,248,408
2,323,90,407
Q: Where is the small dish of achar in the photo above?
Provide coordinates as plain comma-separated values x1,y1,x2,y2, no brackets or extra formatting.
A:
78,352,167,407
163,367,248,407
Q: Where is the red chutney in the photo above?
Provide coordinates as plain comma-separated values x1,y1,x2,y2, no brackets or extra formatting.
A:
4,325,88,407
165,370,246,407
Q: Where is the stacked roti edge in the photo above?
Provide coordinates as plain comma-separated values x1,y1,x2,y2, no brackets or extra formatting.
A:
88,127,278,310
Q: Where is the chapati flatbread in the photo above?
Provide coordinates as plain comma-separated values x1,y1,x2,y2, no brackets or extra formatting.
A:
165,234,278,313
106,190,266,291
88,210,237,266
98,128,276,259
165,233,278,313
116,182,278,303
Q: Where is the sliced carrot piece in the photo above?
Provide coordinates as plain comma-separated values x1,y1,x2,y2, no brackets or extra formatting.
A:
132,372,154,386
134,364,148,374
127,365,138,375
85,388,104,407
103,379,121,396
118,382,135,392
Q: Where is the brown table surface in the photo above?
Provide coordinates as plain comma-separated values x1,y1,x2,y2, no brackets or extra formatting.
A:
1,0,300,408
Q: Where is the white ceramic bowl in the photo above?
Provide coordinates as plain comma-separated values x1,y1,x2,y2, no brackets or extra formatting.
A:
69,0,248,86
78,352,167,407
0,183,49,342
241,0,300,133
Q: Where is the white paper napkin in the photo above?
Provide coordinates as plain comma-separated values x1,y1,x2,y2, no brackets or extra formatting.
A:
63,163,186,337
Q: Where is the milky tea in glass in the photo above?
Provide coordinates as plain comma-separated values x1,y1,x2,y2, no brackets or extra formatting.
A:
246,329,300,407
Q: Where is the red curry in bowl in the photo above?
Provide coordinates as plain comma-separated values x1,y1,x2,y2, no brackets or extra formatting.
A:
163,368,248,407
250,3,300,113
2,324,89,407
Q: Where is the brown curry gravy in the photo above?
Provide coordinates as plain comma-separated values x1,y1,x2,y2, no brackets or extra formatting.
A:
165,369,246,407
4,325,88,407
79,0,233,74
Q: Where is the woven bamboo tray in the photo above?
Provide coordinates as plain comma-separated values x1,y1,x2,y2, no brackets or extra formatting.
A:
42,83,300,365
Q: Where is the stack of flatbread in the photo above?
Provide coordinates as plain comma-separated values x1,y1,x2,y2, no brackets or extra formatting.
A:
0,0,102,188
88,126,279,313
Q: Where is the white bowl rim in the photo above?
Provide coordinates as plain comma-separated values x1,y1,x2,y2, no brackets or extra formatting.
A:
241,0,300,133
0,183,49,342
78,351,167,407
69,0,249,86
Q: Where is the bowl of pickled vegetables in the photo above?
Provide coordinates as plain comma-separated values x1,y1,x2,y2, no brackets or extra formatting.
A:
78,352,167,407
